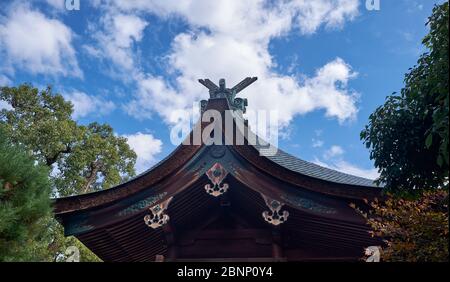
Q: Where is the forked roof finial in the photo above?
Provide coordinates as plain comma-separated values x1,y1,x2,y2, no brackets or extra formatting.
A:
198,77,257,99
198,77,257,114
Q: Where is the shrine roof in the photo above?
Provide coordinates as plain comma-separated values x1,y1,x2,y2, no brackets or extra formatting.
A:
53,77,382,215
260,146,377,187
125,132,379,190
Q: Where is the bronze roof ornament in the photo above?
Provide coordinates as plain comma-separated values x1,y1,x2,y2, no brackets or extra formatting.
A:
198,77,257,113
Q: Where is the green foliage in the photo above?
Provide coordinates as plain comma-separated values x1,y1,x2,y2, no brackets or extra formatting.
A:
423,2,450,169
0,84,137,196
0,130,53,262
56,123,136,197
360,3,449,192
47,219,102,262
0,84,138,261
355,191,449,262
0,84,81,167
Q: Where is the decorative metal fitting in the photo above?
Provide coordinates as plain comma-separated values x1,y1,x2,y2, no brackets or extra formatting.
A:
200,100,208,114
204,163,229,197
144,197,173,229
261,194,289,226
198,77,257,114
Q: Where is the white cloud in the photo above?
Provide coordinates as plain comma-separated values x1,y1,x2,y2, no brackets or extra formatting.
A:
0,4,82,77
126,43,359,126
314,144,379,180
400,31,414,42
64,91,116,119
312,139,324,148
123,132,163,174
0,74,12,86
104,0,361,128
123,74,189,124
313,157,379,180
312,129,324,147
110,0,359,37
291,0,359,34
44,0,66,10
0,100,13,111
323,145,344,159
85,11,148,74
0,74,13,110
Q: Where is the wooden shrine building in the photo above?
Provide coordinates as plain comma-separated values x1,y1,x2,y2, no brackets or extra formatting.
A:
54,77,383,262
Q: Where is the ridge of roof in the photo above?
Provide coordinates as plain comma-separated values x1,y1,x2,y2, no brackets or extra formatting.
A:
233,109,380,188
258,145,380,188
133,98,381,189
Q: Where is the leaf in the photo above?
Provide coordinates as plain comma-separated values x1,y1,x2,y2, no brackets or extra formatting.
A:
437,155,443,167
425,134,433,148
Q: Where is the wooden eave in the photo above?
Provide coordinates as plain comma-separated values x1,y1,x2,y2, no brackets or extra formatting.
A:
53,98,382,241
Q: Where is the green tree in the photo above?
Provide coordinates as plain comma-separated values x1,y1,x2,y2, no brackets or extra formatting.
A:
360,3,449,192
354,191,449,262
48,221,102,262
56,123,136,197
0,129,52,262
0,84,137,197
0,84,138,262
0,84,81,167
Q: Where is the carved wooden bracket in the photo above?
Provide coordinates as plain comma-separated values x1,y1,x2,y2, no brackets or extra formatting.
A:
144,197,173,229
261,194,289,226
204,163,229,197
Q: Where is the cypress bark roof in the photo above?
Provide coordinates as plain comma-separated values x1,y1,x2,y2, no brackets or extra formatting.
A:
261,147,378,187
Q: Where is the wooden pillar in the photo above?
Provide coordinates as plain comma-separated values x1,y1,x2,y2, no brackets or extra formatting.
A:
271,227,283,260
163,224,177,261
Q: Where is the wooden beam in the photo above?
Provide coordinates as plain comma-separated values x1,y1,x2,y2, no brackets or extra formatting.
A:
271,227,284,260
162,224,177,261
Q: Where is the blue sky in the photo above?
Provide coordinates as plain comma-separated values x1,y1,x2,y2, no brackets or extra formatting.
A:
0,0,442,177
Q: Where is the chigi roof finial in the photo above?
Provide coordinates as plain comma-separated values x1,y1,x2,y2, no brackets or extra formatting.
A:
198,77,257,113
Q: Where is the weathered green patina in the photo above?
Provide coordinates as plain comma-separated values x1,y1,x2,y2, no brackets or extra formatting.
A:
198,77,256,113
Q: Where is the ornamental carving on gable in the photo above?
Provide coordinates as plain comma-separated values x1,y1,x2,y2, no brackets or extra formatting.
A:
261,194,289,226
204,162,229,197
280,194,336,215
144,197,173,229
